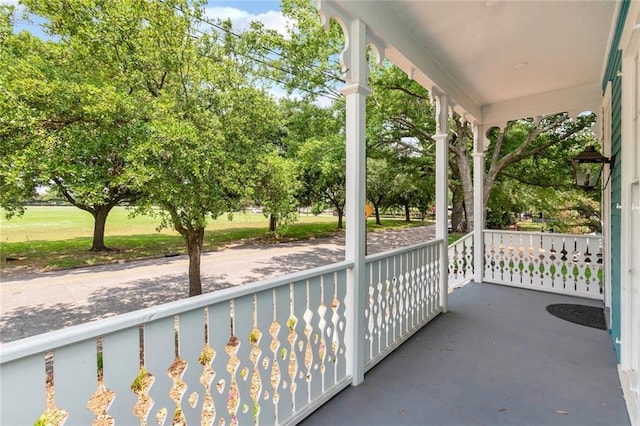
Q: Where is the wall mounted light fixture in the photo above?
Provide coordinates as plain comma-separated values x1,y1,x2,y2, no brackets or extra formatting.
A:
571,145,615,191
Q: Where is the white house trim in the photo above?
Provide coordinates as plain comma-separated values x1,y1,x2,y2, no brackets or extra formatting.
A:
602,82,613,316
619,4,640,424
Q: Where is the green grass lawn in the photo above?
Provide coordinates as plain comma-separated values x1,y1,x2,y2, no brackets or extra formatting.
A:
0,206,336,243
0,206,432,275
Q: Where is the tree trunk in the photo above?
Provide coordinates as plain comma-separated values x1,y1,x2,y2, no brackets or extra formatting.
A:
186,227,205,297
374,205,381,225
337,209,344,229
451,184,466,232
404,203,411,222
450,117,475,230
90,205,112,251
269,214,277,233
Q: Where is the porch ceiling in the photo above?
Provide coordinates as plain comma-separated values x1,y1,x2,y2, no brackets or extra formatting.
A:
323,0,619,127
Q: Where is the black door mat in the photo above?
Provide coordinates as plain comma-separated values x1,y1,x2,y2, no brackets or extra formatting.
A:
545,304,607,330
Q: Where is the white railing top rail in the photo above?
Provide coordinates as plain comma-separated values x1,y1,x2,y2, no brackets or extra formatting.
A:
365,238,444,263
448,231,474,249
0,260,354,364
484,230,602,240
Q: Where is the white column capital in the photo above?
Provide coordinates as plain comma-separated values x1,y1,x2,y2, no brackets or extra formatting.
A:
433,91,450,136
473,122,490,153
340,83,372,97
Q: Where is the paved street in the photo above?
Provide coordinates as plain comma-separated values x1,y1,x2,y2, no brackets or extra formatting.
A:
0,225,435,343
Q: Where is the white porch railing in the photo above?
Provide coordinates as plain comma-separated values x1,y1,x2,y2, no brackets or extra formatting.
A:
483,230,604,300
0,239,447,425
448,231,474,288
0,262,354,426
364,239,444,370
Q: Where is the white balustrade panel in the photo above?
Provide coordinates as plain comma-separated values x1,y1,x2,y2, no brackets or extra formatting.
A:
0,262,352,426
364,240,444,370
483,231,603,300
448,231,474,287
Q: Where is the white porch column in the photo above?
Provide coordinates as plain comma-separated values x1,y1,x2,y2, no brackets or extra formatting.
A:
434,91,449,312
472,124,487,283
339,18,370,387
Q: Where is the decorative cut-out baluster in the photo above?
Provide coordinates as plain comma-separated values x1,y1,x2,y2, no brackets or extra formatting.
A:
208,302,234,426
376,279,385,352
224,335,240,426
584,245,592,263
198,345,216,424
144,316,178,426
397,254,407,336
268,320,281,406
334,269,348,379
365,269,375,361
273,284,292,422
131,367,154,424
248,324,263,423
560,241,568,262
177,308,207,425
316,281,328,388
318,274,336,391
232,294,255,426
87,382,114,425
84,338,115,425
303,301,315,389
286,310,299,410
546,237,557,288
382,259,391,349
167,357,187,425
306,275,324,401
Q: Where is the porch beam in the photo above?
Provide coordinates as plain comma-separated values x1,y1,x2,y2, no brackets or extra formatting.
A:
481,83,602,129
434,90,449,312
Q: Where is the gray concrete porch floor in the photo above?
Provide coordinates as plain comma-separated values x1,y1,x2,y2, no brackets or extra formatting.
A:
302,282,630,426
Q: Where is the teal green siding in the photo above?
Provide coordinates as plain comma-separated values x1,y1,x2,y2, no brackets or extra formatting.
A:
602,0,630,363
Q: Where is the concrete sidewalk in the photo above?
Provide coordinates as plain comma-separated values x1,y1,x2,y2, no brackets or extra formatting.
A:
0,225,435,343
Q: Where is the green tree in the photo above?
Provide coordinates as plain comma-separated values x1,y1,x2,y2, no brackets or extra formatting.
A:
259,0,344,102
254,152,300,235
476,113,598,229
0,5,147,250
367,64,436,223
13,0,281,295
390,166,434,222
298,135,346,228
366,157,395,225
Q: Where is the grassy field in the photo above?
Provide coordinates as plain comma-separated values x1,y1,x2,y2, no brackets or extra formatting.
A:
0,206,337,243
0,206,432,276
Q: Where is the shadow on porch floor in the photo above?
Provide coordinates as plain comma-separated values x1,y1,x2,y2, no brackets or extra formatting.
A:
302,282,630,426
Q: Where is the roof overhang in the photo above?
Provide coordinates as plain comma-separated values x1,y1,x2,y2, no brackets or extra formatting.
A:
319,0,620,127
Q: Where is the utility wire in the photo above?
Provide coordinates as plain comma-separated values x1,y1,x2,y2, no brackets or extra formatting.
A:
161,0,345,87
